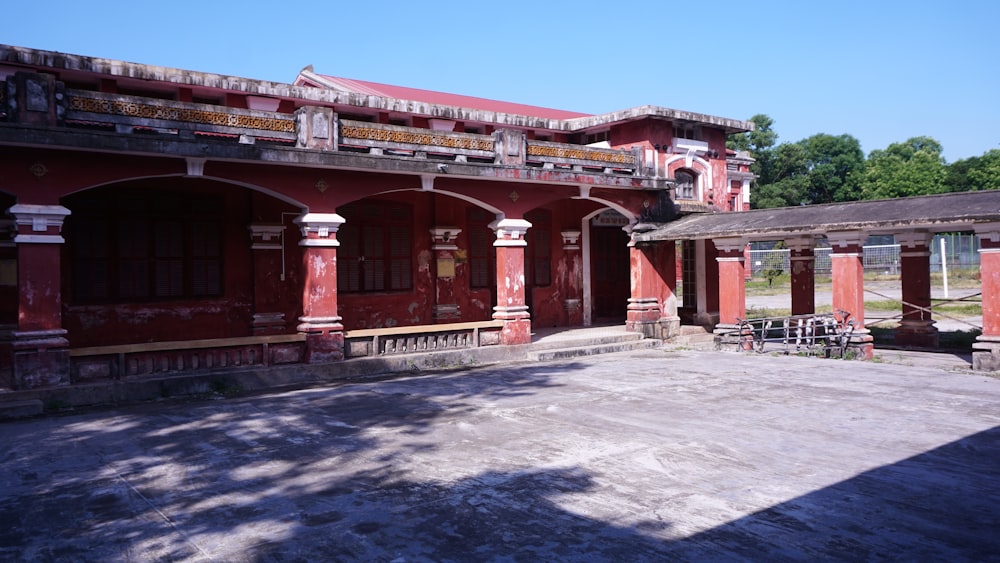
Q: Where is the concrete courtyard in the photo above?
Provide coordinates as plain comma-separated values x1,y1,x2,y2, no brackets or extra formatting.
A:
1,348,998,561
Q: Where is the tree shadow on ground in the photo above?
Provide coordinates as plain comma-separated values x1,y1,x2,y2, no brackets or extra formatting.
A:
0,362,998,561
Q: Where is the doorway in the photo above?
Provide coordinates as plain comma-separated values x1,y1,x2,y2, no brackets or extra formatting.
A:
590,220,630,322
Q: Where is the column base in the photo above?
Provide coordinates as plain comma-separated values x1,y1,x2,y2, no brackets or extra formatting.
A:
12,329,70,389
893,320,939,348
297,316,345,363
973,337,1000,371
493,306,531,345
626,297,662,329
848,329,875,360
629,316,680,340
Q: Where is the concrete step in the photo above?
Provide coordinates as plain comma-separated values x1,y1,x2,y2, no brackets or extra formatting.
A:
529,330,644,352
528,337,661,362
0,399,44,421
669,327,718,350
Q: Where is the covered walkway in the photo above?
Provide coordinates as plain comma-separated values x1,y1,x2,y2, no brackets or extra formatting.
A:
633,190,1000,369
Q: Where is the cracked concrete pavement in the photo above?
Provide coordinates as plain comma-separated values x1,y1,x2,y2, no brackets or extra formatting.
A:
1,347,998,561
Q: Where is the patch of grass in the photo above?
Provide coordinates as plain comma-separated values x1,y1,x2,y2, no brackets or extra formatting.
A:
743,306,792,319
931,268,981,288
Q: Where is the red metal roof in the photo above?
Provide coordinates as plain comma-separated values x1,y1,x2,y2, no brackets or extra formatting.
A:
310,74,592,120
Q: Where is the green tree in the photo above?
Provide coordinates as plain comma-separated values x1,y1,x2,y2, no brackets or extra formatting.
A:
727,114,779,196
947,149,1000,192
727,114,778,156
862,136,947,199
799,134,865,203
748,134,864,208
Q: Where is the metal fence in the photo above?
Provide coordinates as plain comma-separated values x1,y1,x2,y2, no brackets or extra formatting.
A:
747,234,980,277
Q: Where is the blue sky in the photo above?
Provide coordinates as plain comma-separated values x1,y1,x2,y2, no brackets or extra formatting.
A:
6,0,998,162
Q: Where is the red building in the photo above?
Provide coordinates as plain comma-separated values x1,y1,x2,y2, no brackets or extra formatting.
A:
0,44,754,390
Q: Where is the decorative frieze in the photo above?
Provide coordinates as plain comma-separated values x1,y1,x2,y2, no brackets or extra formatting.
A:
68,94,295,133
526,142,636,165
341,123,495,152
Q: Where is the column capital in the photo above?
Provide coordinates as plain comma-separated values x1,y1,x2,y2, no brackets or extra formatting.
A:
713,237,747,255
294,212,345,247
491,218,531,247
429,226,461,250
827,231,867,253
561,229,581,250
249,224,285,250
786,236,817,253
894,230,933,249
9,204,71,244
974,222,1000,248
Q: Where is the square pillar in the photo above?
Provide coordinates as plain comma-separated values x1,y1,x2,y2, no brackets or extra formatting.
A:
829,232,873,358
713,238,748,336
249,224,288,335
787,237,816,316
491,218,531,345
895,231,938,348
626,224,679,339
294,212,346,363
973,224,1000,370
9,204,71,388
430,227,462,322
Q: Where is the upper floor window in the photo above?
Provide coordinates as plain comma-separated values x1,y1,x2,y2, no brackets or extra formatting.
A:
337,201,413,293
582,130,610,145
675,170,697,200
673,125,701,140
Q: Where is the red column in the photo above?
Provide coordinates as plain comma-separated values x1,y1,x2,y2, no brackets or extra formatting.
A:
829,232,873,358
560,229,583,325
9,204,71,388
973,225,1000,370
294,212,345,363
430,227,462,322
895,231,938,348
626,224,679,339
713,238,747,330
788,237,816,316
249,224,288,335
491,218,531,345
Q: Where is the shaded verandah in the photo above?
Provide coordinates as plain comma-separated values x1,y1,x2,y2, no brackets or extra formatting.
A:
632,190,1000,369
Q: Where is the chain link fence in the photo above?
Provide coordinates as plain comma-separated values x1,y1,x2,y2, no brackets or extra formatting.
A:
747,234,980,277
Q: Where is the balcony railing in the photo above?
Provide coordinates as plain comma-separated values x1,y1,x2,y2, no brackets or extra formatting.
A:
64,89,298,142
0,81,648,177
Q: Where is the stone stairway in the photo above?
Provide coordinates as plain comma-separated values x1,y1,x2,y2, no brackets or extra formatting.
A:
528,326,661,362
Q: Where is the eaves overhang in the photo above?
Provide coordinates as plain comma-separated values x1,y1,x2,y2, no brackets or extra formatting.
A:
633,191,1000,243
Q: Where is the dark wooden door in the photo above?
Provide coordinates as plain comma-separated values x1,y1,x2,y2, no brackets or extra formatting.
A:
590,226,630,321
